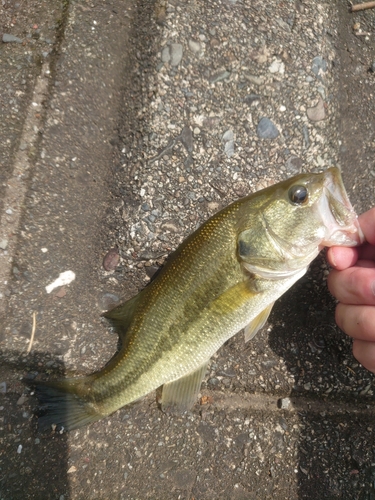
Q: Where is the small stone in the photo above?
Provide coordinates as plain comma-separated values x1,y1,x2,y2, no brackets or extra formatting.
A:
257,117,279,140
209,69,231,84
145,266,159,279
101,292,120,310
188,39,201,54
277,398,291,410
360,383,372,396
180,125,194,152
17,445,22,454
54,286,66,298
17,395,26,405
0,382,6,394
261,359,278,370
302,125,310,148
311,56,327,76
224,142,234,157
307,96,325,122
222,130,234,157
286,156,303,174
243,94,260,105
170,43,183,66
243,74,264,86
269,59,285,74
0,239,8,250
2,34,23,43
193,127,200,135
222,130,234,142
5,208,13,215
155,3,166,24
161,46,170,63
370,61,375,73
161,220,179,232
103,248,120,271
232,181,248,198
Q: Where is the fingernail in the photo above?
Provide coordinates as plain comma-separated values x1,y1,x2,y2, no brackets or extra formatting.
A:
330,248,337,268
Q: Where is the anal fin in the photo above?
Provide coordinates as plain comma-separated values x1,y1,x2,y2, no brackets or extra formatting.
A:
161,361,209,413
244,302,274,343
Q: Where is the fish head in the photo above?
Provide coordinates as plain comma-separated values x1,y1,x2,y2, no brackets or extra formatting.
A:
237,167,363,279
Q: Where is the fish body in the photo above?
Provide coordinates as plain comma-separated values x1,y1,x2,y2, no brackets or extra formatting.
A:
33,167,363,430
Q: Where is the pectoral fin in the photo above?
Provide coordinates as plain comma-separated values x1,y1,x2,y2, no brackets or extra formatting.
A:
161,361,209,413
244,302,274,342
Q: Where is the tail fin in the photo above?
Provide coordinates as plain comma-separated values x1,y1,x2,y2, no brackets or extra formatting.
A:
30,379,102,432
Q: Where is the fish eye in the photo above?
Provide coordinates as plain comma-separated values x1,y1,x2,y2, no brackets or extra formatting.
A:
288,185,308,205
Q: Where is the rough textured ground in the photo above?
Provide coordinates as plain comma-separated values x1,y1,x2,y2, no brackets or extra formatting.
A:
0,0,375,499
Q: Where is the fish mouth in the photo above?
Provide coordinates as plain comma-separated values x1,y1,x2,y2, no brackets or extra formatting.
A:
318,167,364,248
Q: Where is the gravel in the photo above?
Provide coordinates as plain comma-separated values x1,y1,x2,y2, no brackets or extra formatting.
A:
1,0,375,498
2,34,23,43
257,117,280,140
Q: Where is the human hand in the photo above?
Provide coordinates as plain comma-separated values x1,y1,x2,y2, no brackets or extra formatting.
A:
327,207,375,373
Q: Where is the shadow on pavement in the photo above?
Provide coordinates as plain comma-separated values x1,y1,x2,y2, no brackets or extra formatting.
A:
0,350,69,500
269,253,375,499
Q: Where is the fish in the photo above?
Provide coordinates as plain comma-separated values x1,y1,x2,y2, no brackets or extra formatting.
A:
31,167,363,431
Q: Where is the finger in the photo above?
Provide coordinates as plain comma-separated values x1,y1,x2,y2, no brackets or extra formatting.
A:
357,244,375,262
327,266,375,305
357,259,375,269
335,303,375,341
326,246,358,270
327,243,375,271
358,208,375,246
352,339,375,374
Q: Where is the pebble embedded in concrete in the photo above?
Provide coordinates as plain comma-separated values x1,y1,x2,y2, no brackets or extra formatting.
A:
257,117,279,139
2,34,23,43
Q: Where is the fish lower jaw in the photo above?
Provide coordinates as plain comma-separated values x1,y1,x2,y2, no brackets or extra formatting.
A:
320,224,364,248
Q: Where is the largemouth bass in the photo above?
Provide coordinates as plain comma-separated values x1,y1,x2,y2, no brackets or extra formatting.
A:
33,167,363,430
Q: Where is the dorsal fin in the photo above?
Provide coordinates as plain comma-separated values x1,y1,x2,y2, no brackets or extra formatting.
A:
102,290,144,344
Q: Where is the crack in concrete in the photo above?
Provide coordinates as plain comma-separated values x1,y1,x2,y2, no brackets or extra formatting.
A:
0,62,51,316
205,390,375,416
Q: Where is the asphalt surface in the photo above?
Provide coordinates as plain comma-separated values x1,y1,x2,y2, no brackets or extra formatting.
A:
0,0,375,499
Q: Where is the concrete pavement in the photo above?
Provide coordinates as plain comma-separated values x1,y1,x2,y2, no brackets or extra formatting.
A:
1,0,375,498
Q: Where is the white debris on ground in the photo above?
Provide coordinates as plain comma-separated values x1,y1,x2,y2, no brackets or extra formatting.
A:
45,270,76,294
